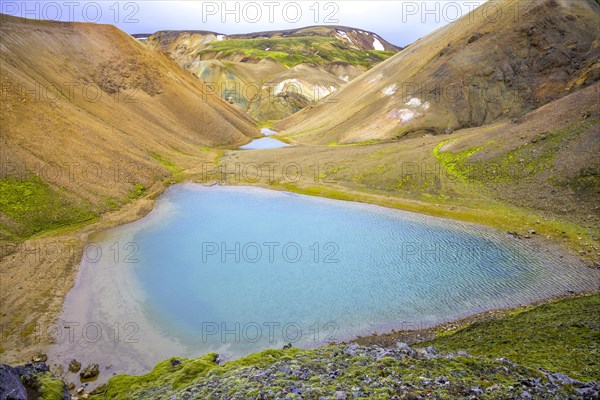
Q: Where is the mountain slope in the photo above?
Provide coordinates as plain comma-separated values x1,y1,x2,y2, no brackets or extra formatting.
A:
0,14,258,240
143,26,399,121
275,0,600,144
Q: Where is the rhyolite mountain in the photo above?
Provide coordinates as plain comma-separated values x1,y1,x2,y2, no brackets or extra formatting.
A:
141,26,399,121
275,0,599,144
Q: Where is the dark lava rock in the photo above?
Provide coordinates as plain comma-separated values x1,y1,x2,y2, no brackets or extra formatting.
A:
2,362,70,400
0,364,27,400
15,362,49,381
551,372,580,385
68,359,81,373
395,342,413,354
170,359,182,368
575,382,600,399
80,364,100,379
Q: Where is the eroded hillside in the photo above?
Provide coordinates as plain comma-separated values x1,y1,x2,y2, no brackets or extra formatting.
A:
0,14,258,241
275,0,600,144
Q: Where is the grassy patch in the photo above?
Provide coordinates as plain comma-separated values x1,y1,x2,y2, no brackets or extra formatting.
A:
328,139,384,147
0,176,96,237
92,349,301,399
198,37,395,68
149,152,183,174
433,139,486,181
425,294,600,381
127,183,146,200
439,120,598,185
94,353,219,399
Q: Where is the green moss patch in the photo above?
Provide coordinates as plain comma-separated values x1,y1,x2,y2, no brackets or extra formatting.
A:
198,37,395,68
149,152,183,174
426,294,600,381
95,353,220,399
0,176,96,237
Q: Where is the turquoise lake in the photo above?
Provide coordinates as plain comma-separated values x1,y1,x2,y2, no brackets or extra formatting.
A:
51,184,599,379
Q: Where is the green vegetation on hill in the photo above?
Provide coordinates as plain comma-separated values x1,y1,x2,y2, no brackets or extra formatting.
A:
0,176,96,239
197,37,395,68
435,120,599,186
426,294,600,381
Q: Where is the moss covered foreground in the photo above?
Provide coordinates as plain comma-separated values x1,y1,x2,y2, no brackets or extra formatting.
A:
91,295,599,399
425,294,600,381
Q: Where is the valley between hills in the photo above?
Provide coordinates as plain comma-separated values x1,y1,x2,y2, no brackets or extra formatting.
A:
0,0,599,399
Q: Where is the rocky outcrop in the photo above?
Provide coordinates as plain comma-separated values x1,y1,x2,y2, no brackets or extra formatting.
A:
0,364,26,400
0,362,70,400
80,364,100,380
68,360,81,373
92,343,599,399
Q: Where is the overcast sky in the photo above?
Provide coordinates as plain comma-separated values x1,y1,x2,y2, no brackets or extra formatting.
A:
2,1,489,47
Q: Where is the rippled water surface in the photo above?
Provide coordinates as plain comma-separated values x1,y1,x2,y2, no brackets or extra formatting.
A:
51,184,598,380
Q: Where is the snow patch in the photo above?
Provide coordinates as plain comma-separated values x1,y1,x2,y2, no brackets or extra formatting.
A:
388,97,430,124
382,84,397,96
405,98,422,107
372,37,385,51
405,98,430,110
398,109,418,123
216,35,225,41
336,30,352,44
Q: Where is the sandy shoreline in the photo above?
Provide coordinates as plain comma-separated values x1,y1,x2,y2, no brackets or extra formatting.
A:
1,179,598,372
0,181,167,365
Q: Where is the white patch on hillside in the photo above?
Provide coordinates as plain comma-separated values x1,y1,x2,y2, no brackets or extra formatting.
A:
265,47,270,51
340,75,349,82
372,37,385,51
388,97,431,124
336,30,352,44
314,84,338,100
273,79,299,95
405,98,422,107
216,35,225,41
405,98,431,110
398,109,418,123
382,84,397,96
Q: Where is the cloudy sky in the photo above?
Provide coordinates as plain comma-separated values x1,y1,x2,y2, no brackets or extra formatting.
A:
3,1,488,46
